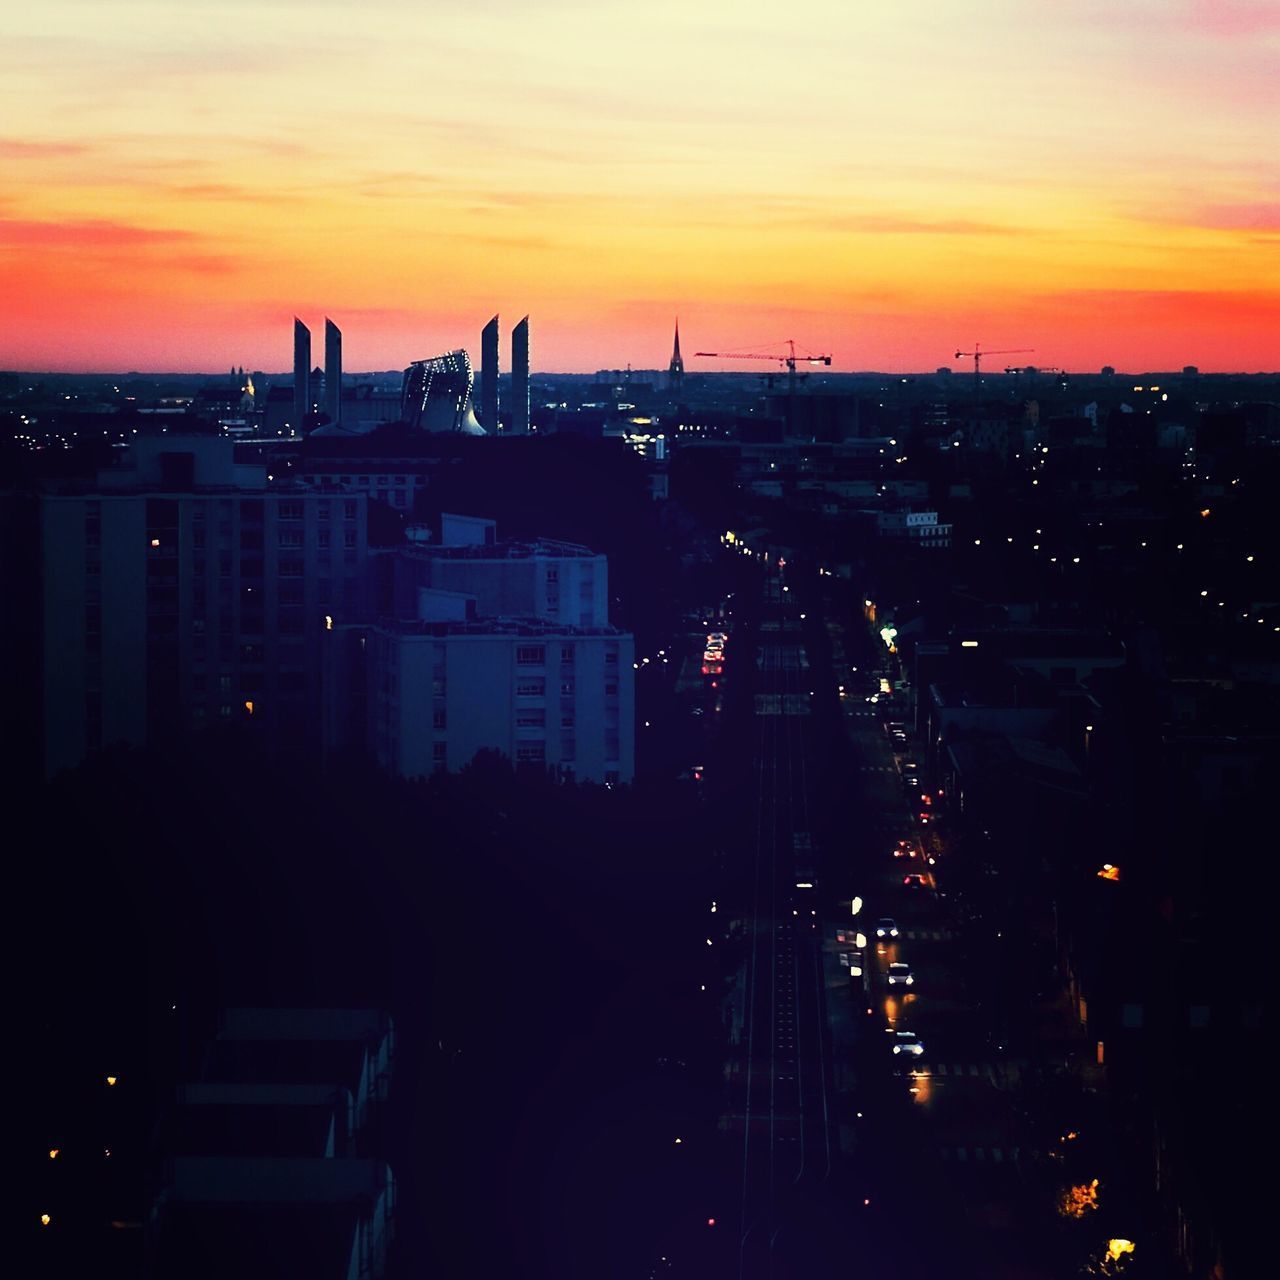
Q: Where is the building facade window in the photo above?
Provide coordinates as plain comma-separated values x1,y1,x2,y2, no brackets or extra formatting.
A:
516,645,545,665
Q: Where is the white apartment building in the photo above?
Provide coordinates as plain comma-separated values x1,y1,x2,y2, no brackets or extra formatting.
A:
392,536,609,630
874,509,953,549
361,618,634,784
323,513,635,783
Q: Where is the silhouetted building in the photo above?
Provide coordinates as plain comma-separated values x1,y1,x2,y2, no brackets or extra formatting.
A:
480,315,499,431
324,318,342,428
511,316,530,433
36,437,368,777
148,1008,396,1279
293,318,311,430
667,319,684,392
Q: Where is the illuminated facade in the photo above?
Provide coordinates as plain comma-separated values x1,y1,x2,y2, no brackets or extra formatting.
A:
399,349,486,434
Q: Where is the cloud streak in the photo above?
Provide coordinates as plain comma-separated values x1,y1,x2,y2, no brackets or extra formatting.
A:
0,217,199,248
0,138,89,158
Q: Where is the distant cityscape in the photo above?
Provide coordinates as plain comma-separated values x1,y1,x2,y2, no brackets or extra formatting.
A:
9,317,1278,1276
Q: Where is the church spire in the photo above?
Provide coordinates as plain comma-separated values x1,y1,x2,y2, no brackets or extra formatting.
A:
667,318,685,391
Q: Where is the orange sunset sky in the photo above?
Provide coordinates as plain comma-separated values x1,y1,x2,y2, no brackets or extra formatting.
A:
2,0,1278,373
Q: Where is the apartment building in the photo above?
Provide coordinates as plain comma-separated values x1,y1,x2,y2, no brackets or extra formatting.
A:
37,436,368,776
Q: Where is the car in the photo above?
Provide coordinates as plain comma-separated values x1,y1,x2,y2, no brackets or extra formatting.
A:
874,917,900,938
887,962,915,987
892,839,918,859
891,1031,924,1057
902,874,928,889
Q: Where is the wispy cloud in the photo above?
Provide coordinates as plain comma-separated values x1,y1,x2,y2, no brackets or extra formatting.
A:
0,217,198,248
0,138,89,158
784,213,1034,237
1125,200,1280,234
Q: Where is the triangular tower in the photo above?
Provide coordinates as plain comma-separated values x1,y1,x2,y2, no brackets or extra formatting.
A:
667,318,684,392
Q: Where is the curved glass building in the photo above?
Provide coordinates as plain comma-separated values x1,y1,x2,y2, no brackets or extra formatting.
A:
399,350,486,435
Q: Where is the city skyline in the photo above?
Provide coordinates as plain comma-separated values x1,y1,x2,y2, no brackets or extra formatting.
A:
3,1,1279,374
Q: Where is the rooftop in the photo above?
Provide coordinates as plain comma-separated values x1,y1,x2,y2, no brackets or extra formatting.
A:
402,537,597,562
373,615,628,640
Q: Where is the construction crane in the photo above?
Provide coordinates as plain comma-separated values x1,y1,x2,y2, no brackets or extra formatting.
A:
694,339,832,399
954,344,1033,420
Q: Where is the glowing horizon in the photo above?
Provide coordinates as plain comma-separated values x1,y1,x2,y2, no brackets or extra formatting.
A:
2,0,1278,374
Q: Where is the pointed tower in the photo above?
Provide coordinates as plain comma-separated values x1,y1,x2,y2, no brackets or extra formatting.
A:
511,316,530,433
667,318,684,392
324,318,342,426
292,317,311,430
481,315,499,431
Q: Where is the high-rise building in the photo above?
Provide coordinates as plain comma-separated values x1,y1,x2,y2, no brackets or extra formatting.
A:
511,316,530,433
35,436,368,777
480,315,499,432
293,318,311,431
324,318,342,427
667,318,684,392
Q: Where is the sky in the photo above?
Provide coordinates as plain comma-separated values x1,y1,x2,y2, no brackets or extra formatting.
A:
2,0,1278,373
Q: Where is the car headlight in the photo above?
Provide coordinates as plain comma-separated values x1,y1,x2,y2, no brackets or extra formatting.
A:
911,1045,923,1055
905,976,914,985
891,928,899,936
892,1046,901,1054
876,929,885,937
